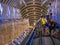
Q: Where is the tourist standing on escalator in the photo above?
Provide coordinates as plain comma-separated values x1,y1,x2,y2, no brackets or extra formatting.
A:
45,18,59,37
40,16,47,35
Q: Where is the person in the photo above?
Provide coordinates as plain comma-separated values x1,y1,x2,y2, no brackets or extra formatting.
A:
40,16,47,35
40,16,47,26
45,18,59,37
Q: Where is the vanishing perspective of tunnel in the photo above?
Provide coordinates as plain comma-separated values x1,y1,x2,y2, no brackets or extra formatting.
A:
0,0,60,45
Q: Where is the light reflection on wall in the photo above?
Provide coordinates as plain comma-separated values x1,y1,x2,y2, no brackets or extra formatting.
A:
12,7,20,19
0,3,3,19
13,7,15,18
48,1,59,23
52,0,59,23
6,6,10,19
15,8,20,18
0,3,20,20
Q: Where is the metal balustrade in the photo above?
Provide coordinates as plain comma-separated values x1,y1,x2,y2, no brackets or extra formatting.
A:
26,28,36,45
9,29,32,45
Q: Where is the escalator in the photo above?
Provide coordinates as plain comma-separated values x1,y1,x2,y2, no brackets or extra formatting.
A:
9,21,60,45
25,21,60,45
23,26,60,45
9,27,60,45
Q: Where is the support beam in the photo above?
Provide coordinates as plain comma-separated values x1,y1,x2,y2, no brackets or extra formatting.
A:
42,0,48,5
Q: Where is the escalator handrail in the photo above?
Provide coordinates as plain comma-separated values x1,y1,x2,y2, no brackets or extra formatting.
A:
26,27,36,45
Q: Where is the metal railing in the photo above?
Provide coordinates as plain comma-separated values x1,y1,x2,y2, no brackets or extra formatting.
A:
26,28,36,45
9,29,32,45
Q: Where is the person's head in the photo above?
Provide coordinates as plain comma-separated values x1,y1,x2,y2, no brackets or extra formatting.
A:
48,18,54,24
41,16,45,18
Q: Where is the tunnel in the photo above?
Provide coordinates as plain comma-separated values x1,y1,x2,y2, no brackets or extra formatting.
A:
0,0,60,45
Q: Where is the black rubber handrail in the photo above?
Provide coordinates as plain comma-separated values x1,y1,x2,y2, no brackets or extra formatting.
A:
26,28,36,45
50,36,55,45
39,31,42,45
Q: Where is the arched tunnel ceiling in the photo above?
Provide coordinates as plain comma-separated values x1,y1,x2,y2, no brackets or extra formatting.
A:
0,0,56,9
0,0,60,25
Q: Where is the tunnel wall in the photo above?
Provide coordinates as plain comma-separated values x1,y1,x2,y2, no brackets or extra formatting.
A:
0,19,29,45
